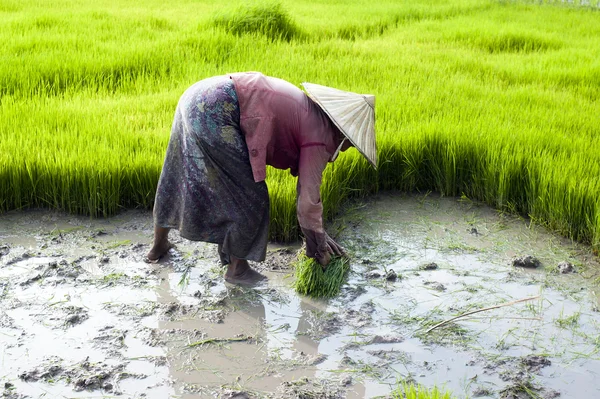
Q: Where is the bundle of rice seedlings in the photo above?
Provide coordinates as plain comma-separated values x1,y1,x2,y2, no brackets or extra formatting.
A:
293,254,350,298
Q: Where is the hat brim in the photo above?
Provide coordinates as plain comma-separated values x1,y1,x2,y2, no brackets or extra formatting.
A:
302,82,377,169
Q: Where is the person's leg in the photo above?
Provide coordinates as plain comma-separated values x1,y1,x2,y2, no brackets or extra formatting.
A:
224,255,266,285
147,225,172,262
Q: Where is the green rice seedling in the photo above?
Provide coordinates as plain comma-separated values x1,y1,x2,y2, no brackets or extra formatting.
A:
391,381,454,399
101,273,126,284
1,0,599,256
554,310,581,329
105,239,131,249
266,168,298,242
293,254,349,298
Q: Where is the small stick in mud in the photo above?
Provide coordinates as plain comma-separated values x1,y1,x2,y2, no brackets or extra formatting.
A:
187,336,251,348
425,296,540,334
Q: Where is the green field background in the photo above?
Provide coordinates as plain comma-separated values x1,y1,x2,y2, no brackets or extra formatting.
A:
1,0,599,251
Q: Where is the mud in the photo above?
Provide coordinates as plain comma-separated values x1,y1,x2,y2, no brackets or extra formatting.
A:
18,356,146,393
556,261,575,274
511,255,541,269
1,194,600,398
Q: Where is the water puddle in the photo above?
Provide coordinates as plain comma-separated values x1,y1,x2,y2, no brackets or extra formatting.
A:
1,194,599,398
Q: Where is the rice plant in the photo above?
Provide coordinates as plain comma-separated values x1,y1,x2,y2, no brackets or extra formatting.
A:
0,0,599,256
293,254,350,298
212,1,303,41
391,382,454,399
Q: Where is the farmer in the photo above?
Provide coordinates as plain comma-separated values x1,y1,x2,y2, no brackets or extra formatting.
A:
147,72,376,284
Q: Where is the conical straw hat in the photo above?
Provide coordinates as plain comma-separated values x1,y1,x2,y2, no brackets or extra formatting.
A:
302,82,377,168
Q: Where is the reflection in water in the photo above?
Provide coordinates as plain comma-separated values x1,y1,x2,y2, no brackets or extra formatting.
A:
3,196,600,399
155,265,326,397
153,262,368,397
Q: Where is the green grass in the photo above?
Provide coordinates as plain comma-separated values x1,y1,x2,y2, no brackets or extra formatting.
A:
212,1,303,41
105,239,131,249
101,272,126,283
1,0,599,254
554,310,581,329
294,254,350,298
391,382,454,399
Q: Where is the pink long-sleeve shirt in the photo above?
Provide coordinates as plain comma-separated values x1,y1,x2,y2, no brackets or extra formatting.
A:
229,72,342,240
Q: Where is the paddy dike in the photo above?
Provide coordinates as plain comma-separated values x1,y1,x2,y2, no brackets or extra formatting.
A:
1,194,599,399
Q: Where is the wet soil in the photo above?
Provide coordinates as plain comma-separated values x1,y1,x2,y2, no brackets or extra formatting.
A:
1,194,599,398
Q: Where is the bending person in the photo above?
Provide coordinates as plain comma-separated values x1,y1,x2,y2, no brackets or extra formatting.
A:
147,72,376,284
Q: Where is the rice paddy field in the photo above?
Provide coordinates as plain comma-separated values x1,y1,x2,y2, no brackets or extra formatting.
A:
0,0,599,251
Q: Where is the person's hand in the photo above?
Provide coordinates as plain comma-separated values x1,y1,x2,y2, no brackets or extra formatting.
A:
315,232,346,267
316,251,331,267
302,228,347,267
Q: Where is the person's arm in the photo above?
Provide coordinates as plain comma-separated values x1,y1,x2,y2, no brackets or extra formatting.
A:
296,145,344,266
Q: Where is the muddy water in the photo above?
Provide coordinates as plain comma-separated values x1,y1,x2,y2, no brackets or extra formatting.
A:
1,194,599,399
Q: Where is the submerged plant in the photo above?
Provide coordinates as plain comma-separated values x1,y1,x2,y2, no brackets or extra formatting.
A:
293,254,349,298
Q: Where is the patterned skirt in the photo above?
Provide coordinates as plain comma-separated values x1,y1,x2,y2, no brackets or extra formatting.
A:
153,76,270,264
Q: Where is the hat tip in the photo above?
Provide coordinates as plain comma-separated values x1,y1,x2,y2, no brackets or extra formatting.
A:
364,95,375,109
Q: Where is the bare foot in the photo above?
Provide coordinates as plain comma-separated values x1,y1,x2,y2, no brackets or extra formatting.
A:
224,259,267,285
224,268,267,285
146,240,173,263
